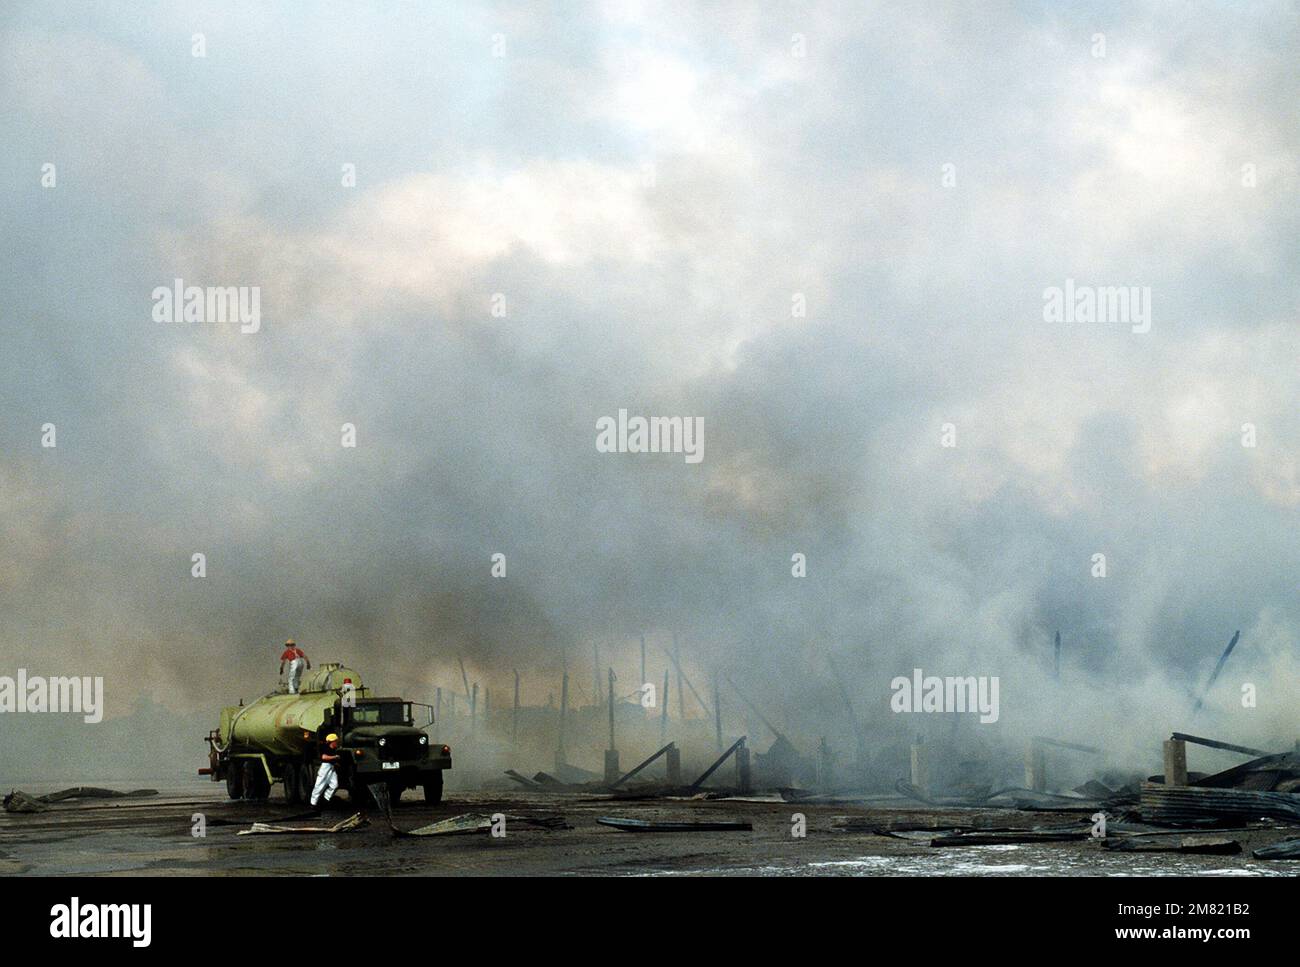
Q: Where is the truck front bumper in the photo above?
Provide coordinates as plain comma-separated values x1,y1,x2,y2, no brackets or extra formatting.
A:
353,754,451,782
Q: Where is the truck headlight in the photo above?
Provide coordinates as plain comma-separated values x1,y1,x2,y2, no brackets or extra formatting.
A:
419,735,428,745
378,737,387,747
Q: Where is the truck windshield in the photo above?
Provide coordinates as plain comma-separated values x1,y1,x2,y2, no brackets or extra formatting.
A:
349,704,409,725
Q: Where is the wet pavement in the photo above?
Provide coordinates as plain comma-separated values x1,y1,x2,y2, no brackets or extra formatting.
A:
2,781,1298,876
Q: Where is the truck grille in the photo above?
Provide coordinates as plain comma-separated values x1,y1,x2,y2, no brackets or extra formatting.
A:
380,737,423,761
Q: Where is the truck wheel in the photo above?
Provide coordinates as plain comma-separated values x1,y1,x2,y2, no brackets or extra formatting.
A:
282,763,301,804
298,762,316,803
225,763,244,800
423,773,443,804
243,760,269,801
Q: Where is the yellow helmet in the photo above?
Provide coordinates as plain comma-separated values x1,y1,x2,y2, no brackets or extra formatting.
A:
325,733,339,743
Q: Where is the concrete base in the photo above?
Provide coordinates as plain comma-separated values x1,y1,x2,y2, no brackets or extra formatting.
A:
1163,738,1188,787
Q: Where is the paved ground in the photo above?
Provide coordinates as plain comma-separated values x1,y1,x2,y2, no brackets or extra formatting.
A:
3,783,1299,876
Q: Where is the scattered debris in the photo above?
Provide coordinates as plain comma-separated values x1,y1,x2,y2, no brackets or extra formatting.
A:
893,779,1116,812
597,816,752,832
1192,750,1300,792
393,812,571,837
4,787,158,813
930,824,1092,847
1251,838,1300,860
504,769,542,790
238,812,367,835
1104,835,1241,855
3,791,48,813
399,813,495,837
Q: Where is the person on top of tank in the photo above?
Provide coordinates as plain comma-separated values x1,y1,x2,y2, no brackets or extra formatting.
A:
279,639,311,694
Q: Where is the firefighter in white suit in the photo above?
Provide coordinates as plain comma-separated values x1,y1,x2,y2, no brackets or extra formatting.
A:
311,733,343,809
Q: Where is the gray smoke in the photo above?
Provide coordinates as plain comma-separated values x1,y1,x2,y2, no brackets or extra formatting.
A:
0,2,1296,784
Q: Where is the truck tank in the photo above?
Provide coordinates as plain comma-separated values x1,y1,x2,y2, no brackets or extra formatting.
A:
218,663,368,756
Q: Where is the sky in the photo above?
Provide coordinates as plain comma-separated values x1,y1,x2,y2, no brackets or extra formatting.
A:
0,1,1296,781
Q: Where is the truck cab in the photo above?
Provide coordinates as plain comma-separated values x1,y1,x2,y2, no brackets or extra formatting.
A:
342,698,452,804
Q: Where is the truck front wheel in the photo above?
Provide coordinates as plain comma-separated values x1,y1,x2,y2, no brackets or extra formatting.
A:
423,772,444,804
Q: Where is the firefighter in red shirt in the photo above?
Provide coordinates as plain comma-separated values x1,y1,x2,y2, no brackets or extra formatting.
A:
279,639,311,694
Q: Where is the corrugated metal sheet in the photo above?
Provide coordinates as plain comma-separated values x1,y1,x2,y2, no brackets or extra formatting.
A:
1140,782,1300,826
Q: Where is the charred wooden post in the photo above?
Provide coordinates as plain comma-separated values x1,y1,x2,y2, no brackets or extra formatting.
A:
1025,739,1047,792
826,654,869,767
714,674,723,753
735,738,752,794
674,631,685,721
817,736,833,792
470,682,478,737
910,739,930,798
1164,738,1189,787
556,664,569,769
604,667,619,783
664,633,712,718
660,669,669,742
665,743,682,785
512,669,520,744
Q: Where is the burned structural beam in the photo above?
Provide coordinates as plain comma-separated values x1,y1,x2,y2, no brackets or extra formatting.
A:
458,657,473,702
825,654,868,765
726,675,785,744
609,742,676,789
1170,732,1269,758
504,769,541,790
1192,630,1241,713
690,736,746,790
1032,736,1101,755
664,635,712,718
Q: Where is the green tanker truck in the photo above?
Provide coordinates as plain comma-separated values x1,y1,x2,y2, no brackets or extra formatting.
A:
201,662,452,805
